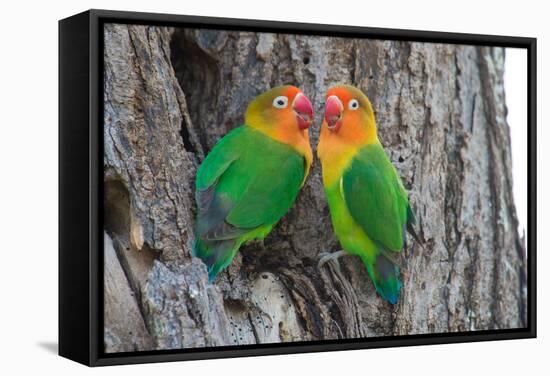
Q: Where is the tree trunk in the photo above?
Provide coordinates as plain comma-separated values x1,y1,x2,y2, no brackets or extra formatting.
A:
102,23,527,352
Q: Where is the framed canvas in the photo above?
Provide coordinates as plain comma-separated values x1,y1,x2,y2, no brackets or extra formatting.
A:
59,9,536,366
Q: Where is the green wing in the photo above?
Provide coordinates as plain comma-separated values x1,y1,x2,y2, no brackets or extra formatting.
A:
342,143,413,252
195,126,305,265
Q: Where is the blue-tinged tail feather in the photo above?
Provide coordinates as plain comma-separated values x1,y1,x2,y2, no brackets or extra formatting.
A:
193,237,238,282
363,253,401,304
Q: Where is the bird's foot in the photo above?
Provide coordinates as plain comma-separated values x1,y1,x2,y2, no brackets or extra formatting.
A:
318,250,348,269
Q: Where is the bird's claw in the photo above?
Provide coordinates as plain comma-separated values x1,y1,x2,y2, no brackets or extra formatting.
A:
318,250,347,269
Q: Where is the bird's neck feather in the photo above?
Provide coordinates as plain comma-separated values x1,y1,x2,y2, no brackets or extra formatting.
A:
317,123,378,187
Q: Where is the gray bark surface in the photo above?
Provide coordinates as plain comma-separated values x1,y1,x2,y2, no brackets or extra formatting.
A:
102,24,527,351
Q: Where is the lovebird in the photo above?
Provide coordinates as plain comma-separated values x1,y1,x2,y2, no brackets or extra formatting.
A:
317,85,420,304
194,85,314,281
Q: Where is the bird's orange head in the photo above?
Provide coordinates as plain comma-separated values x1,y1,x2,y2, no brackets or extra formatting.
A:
322,85,378,145
245,85,314,135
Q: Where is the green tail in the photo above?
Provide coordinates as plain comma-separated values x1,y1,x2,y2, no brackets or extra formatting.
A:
362,252,401,304
193,237,239,282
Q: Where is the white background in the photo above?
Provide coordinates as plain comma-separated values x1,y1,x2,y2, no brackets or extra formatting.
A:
505,49,528,237
0,0,546,374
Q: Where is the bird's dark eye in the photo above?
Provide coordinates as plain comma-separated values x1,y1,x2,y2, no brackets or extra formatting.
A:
349,99,359,110
273,95,289,109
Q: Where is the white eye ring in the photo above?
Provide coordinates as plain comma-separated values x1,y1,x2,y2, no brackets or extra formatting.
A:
348,99,359,110
273,96,289,109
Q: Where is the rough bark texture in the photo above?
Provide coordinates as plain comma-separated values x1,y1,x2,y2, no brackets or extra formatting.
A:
102,23,527,352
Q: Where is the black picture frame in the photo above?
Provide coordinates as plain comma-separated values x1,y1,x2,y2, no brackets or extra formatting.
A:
59,9,537,367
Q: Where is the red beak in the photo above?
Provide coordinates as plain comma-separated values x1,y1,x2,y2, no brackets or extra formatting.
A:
293,93,314,130
324,95,343,132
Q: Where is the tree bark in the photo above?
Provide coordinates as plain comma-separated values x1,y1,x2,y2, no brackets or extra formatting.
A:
102,23,527,352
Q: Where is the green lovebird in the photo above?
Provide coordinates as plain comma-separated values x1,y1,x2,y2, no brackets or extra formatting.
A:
317,85,420,304
194,85,314,281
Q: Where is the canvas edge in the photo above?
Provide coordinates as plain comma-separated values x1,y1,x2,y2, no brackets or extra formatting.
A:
58,8,537,367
